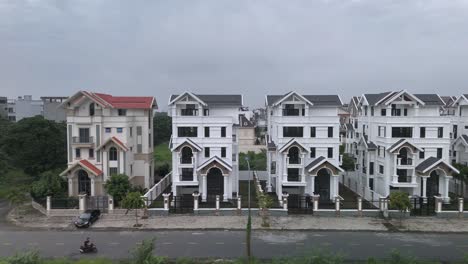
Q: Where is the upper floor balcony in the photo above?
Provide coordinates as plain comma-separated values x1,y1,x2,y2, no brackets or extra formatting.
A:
71,136,94,146
180,109,199,116
282,109,302,116
397,157,413,166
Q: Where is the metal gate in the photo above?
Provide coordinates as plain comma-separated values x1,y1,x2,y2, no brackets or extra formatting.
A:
170,195,194,214
410,197,436,216
288,195,314,214
87,196,109,213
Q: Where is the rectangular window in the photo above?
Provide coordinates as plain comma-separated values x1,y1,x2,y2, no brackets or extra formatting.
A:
221,127,226,137
381,109,386,116
364,106,368,116
392,127,413,138
453,150,457,157
75,148,81,158
205,127,210,137
283,126,303,137
137,126,142,154
105,127,111,133
205,147,210,158
404,108,408,116
371,106,374,116
437,148,442,159
89,149,94,158
379,165,384,174
109,167,118,176
130,164,133,176
453,125,458,139
327,147,333,158
328,127,333,138
419,148,425,159
118,109,127,116
310,147,316,158
420,127,426,138
221,147,226,158
310,127,316,138
369,178,374,191
369,162,374,175
181,168,193,181
378,126,386,137
78,128,90,143
203,109,209,116
130,127,133,137
117,127,123,133
438,127,443,138
178,127,198,137
354,120,358,129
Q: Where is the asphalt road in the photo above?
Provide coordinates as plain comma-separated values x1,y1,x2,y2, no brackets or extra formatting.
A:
0,229,467,261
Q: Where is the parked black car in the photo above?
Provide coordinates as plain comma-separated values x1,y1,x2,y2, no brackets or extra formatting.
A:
74,210,101,228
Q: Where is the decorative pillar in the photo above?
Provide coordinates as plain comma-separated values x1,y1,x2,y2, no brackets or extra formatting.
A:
444,177,450,202
312,194,320,211
282,192,289,210
68,178,73,197
163,193,171,211
90,178,95,197
310,176,315,195
202,175,207,202
283,153,287,181
459,198,464,214
237,196,242,210
393,155,398,182
215,195,220,210
108,195,114,211
267,152,272,192
192,192,200,211
357,197,362,215
78,194,87,212
435,197,442,213
422,177,428,198
46,196,51,212
223,176,228,201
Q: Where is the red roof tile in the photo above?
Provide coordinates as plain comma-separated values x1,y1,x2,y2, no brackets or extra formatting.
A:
111,136,128,151
93,93,156,109
79,160,103,176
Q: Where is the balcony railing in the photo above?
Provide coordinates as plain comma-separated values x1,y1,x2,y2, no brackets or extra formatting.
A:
398,176,413,183
282,109,300,116
180,109,199,116
181,174,194,181
72,137,94,144
397,158,413,166
287,157,301,165
287,174,300,182
180,157,194,165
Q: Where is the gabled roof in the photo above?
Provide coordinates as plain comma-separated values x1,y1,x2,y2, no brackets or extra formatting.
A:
61,91,156,109
196,156,232,172
239,114,254,128
377,90,426,106
278,138,310,153
169,92,243,106
361,92,394,106
265,93,342,107
96,136,129,151
388,139,423,153
440,96,457,107
268,91,314,107
171,138,203,152
267,141,277,151
453,94,468,106
359,135,376,150
452,134,468,147
413,94,445,106
415,157,459,174
305,156,344,174
60,160,103,177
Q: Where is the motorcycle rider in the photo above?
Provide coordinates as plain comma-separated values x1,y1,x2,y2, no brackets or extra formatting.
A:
83,237,91,249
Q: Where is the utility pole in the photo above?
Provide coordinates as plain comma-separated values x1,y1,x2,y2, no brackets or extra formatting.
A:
245,157,252,261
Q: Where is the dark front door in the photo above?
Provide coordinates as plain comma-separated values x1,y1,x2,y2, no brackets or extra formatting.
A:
78,170,91,195
315,169,331,202
207,168,224,196
427,171,440,198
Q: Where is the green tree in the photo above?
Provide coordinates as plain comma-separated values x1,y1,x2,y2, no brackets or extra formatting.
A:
389,191,411,226
153,112,172,146
1,116,66,176
104,174,131,204
452,163,468,198
239,150,267,171
30,169,67,199
341,153,355,172
5,188,28,215
122,192,145,227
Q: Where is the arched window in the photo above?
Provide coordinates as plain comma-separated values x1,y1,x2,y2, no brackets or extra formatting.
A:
89,103,95,116
181,146,193,164
109,147,118,161
288,146,300,164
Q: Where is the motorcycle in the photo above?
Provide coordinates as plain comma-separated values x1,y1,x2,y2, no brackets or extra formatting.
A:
80,244,98,253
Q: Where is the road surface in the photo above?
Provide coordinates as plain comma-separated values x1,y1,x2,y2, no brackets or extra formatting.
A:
0,229,467,261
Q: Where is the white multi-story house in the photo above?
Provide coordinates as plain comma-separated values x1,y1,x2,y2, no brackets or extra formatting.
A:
450,94,468,166
344,96,360,157
168,92,247,202
59,91,157,197
350,90,459,201
265,91,344,202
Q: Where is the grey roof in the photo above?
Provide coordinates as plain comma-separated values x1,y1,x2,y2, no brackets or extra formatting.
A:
440,96,456,106
363,92,393,106
267,141,277,150
345,123,354,131
266,94,342,106
362,135,377,150
462,134,468,143
197,155,232,170
239,114,254,127
305,156,326,171
413,94,445,106
388,139,406,151
464,94,468,100
415,157,440,172
170,94,242,106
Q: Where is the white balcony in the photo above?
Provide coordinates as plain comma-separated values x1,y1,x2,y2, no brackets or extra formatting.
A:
390,174,418,188
179,156,195,168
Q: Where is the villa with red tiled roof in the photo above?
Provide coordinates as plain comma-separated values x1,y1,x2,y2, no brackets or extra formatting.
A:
59,91,157,197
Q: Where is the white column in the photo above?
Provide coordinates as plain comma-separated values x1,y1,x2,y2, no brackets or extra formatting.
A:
223,176,228,201
90,178,95,196
202,175,207,202
78,194,87,212
310,176,315,195
266,152,272,192
68,178,74,197
300,154,306,182
46,196,51,212
444,177,450,201
283,153,287,181
422,177,428,198
192,156,197,181
163,193,170,210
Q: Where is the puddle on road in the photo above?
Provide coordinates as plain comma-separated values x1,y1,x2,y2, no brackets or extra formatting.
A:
254,231,307,244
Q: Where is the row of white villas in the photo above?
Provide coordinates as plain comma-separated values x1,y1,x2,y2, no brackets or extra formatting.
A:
343,90,467,201
60,91,156,197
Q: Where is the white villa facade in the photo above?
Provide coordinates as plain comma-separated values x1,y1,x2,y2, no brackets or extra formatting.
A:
168,92,248,202
60,91,157,197
347,90,459,201
265,92,344,202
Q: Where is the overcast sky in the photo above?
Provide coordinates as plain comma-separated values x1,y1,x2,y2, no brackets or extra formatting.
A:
1,0,468,109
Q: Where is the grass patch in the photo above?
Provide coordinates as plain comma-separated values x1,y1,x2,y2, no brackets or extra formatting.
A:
154,142,172,177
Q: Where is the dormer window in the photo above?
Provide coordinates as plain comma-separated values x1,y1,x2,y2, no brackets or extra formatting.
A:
181,104,198,116
283,104,301,116
89,103,95,116
118,109,127,116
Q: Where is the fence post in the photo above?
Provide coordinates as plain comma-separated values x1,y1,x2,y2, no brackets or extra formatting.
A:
216,195,220,210
192,192,200,214
335,196,341,216
435,196,442,213
46,196,51,213
163,193,170,211
78,194,87,212
312,194,320,211
357,196,362,216
108,195,114,212
237,195,242,210
458,198,464,215
282,193,289,210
